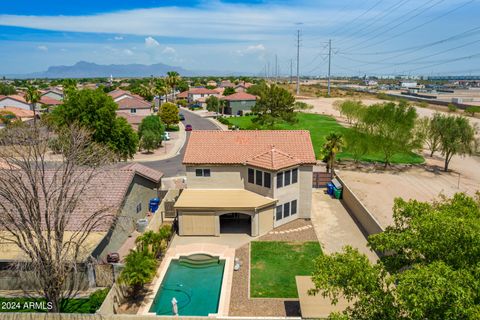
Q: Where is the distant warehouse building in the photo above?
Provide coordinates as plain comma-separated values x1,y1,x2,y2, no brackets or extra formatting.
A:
221,92,257,115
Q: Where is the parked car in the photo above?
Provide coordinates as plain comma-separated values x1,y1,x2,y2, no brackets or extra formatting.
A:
179,113,185,121
162,132,170,141
185,124,193,131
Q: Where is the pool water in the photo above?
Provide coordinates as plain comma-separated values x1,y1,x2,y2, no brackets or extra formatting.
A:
149,255,226,316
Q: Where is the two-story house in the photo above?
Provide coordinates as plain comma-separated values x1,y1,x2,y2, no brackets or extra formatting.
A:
174,130,316,237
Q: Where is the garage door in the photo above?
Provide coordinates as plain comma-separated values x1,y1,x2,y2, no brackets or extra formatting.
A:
180,213,216,236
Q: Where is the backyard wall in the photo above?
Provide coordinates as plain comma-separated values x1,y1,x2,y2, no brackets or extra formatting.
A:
335,174,384,236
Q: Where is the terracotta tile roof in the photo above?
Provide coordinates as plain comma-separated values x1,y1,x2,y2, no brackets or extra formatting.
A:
122,163,163,183
188,88,218,95
0,106,34,118
222,92,257,101
213,87,225,94
108,89,130,99
245,147,301,170
0,95,28,104
183,130,316,170
116,112,145,125
177,91,189,98
116,97,151,109
40,96,62,105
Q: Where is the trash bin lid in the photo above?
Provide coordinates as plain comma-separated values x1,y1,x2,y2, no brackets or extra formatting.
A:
331,178,342,189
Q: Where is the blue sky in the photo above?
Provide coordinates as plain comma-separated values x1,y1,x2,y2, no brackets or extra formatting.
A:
1,0,480,76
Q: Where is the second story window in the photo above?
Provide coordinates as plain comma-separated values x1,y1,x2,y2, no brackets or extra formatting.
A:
276,168,298,189
195,169,211,177
248,168,255,184
248,167,271,188
255,170,263,186
130,108,137,114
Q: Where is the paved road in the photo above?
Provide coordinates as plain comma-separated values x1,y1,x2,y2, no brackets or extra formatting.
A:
140,109,219,177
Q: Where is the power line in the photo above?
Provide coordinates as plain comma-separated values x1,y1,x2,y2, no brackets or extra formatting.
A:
296,29,301,95
330,0,384,37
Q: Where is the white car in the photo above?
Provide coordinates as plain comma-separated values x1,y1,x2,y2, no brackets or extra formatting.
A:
163,132,171,141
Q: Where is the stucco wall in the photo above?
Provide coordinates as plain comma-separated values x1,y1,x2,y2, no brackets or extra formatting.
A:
0,98,30,110
258,205,275,235
43,92,63,100
116,108,151,116
93,175,159,260
298,166,313,220
335,174,384,236
186,166,245,189
227,100,256,115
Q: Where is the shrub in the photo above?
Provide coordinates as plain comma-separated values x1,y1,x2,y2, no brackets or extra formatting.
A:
465,106,480,117
447,103,458,112
217,117,230,125
119,250,157,295
88,288,110,312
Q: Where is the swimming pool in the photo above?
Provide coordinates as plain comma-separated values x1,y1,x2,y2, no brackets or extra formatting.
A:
148,254,226,316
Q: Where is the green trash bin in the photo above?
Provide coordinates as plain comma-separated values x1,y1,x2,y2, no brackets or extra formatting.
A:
334,188,342,199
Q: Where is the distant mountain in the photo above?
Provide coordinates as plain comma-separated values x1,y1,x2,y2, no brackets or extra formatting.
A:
5,61,237,79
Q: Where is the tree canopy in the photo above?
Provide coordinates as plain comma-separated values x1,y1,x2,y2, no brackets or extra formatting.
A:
206,95,222,113
158,102,179,129
49,88,138,159
311,193,480,320
138,115,165,152
223,87,236,96
251,84,296,126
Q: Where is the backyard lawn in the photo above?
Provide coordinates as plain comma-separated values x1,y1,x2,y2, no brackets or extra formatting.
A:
250,241,322,298
225,113,424,164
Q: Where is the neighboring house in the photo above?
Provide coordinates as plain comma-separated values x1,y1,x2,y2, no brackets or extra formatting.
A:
0,95,31,111
108,89,152,116
0,163,163,289
41,89,64,101
206,80,218,87
115,96,152,116
0,106,34,128
235,82,253,92
219,80,235,88
213,87,225,95
177,90,189,100
222,92,257,115
39,96,63,111
175,130,316,237
187,88,218,103
117,113,146,131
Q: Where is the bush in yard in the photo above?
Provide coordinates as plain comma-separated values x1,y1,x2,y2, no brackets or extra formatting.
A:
177,99,187,107
88,288,110,313
119,249,157,296
447,103,458,112
138,115,164,150
159,102,179,129
139,130,158,153
465,106,480,117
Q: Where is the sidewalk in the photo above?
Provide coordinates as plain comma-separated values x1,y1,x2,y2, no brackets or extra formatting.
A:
131,122,186,162
311,189,378,263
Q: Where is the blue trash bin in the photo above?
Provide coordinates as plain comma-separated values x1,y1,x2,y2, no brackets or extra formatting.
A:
327,182,334,195
149,198,160,213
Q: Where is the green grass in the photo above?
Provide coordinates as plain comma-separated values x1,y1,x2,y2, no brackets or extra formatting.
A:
0,288,109,313
225,113,424,164
250,241,322,298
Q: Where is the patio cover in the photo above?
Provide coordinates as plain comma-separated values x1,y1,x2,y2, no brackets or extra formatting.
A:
174,189,276,211
296,276,351,319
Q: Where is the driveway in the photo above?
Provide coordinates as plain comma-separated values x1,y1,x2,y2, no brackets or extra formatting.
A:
311,189,378,263
140,109,220,176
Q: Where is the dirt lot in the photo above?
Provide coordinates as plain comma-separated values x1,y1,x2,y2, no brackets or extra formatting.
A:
337,151,480,229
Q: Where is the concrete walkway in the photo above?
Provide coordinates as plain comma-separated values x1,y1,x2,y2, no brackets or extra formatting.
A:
311,189,378,263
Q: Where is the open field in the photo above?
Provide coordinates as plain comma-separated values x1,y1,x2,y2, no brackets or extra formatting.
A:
225,113,424,164
250,241,322,298
337,151,480,229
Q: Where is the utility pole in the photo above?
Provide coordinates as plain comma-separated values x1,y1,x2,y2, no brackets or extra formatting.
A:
296,29,301,95
327,39,332,96
290,59,293,84
267,61,270,81
275,54,278,83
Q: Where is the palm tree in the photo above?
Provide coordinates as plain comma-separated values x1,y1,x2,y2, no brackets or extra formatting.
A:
154,81,169,109
25,86,41,124
166,71,181,101
322,132,345,178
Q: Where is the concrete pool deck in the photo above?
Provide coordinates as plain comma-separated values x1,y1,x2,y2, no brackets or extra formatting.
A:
138,243,235,317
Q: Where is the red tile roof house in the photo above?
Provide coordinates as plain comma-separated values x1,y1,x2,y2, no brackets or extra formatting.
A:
108,89,152,116
174,130,316,237
187,88,218,104
221,92,257,115
0,95,31,111
0,163,163,289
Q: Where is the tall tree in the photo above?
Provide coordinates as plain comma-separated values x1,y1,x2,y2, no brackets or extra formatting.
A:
49,89,138,160
138,115,165,150
417,114,442,157
361,102,420,167
0,123,114,312
334,99,365,124
436,114,477,171
223,87,236,96
166,71,181,101
322,133,345,177
206,95,221,114
311,193,480,320
25,86,41,124
158,102,179,129
154,80,169,108
251,84,296,126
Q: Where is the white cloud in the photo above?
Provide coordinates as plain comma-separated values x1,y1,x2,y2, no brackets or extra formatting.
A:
236,44,266,57
145,36,160,48
123,49,134,56
162,46,176,54
37,45,48,51
114,36,123,40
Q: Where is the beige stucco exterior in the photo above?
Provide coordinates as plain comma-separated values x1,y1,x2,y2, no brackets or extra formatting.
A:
179,164,312,236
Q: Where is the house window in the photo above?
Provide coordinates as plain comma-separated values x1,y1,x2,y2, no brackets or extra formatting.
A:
277,172,283,188
248,168,255,184
285,170,291,186
130,108,137,114
276,205,283,221
255,170,263,186
136,203,142,213
291,200,298,215
264,172,271,188
195,169,211,177
292,168,298,184
284,202,290,218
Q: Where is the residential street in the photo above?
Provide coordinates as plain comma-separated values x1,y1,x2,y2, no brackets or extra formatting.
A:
140,109,220,176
